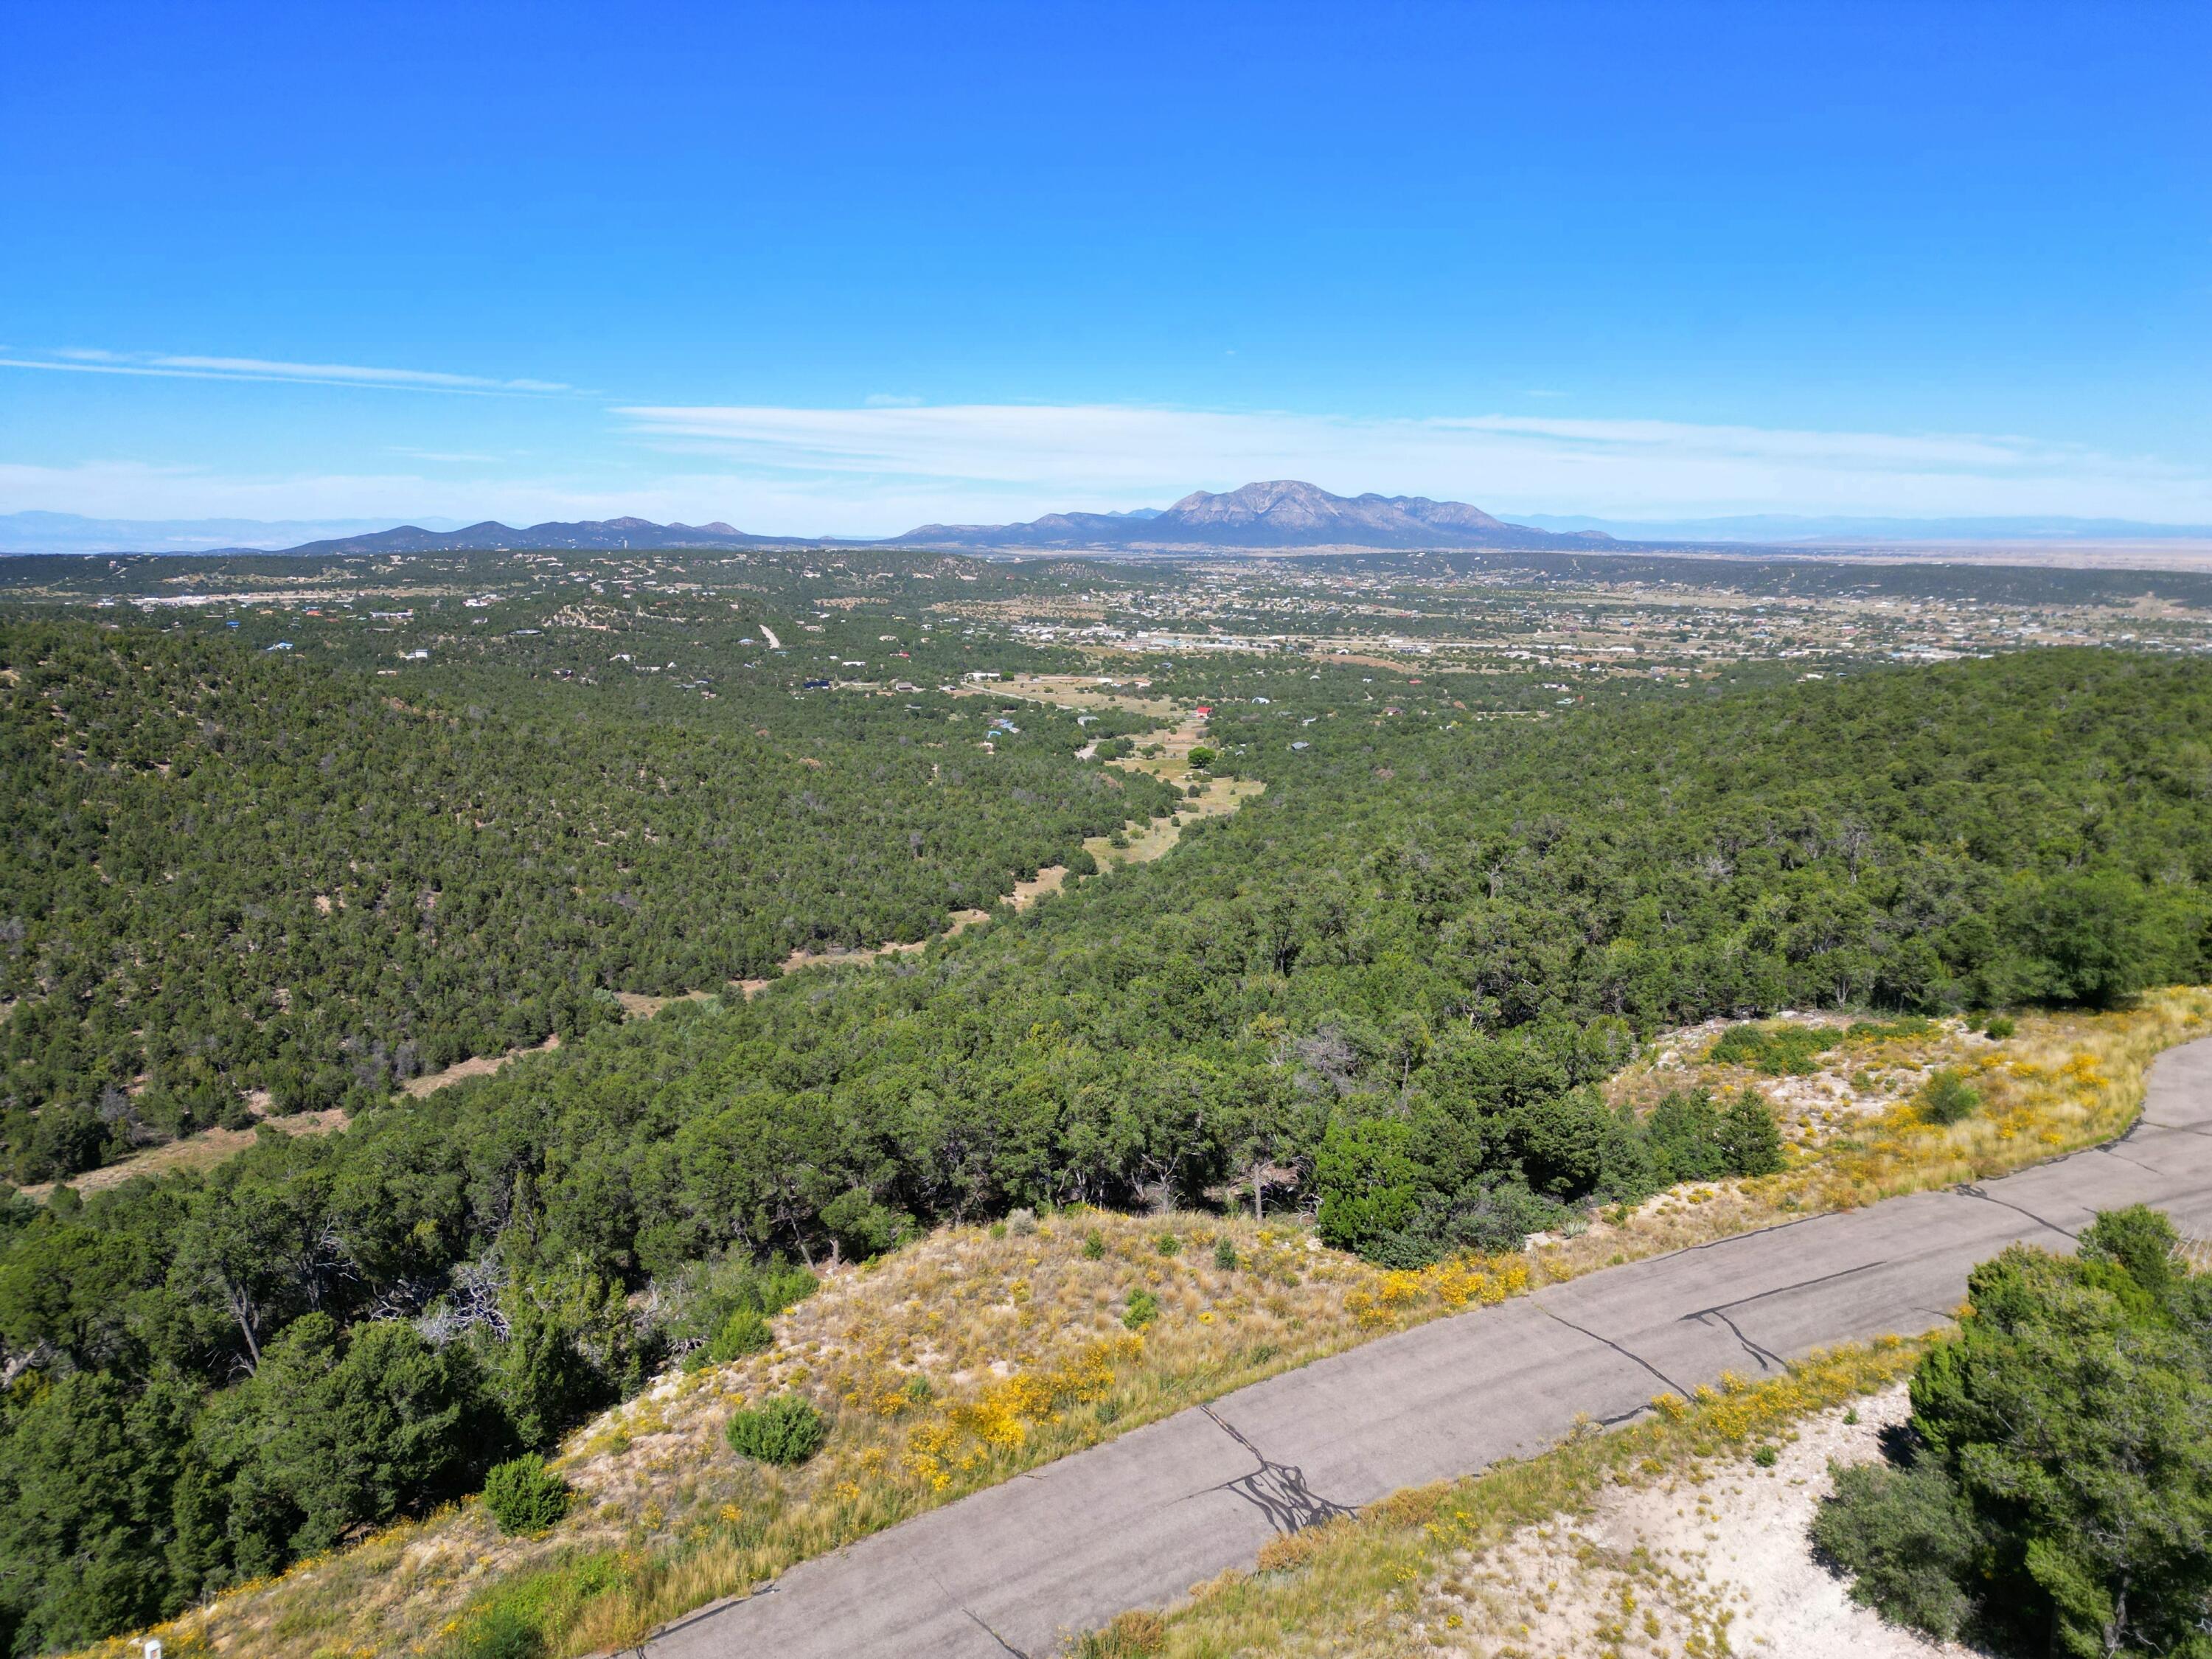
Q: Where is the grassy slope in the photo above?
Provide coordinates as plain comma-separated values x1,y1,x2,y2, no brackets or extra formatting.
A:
79,989,2211,1659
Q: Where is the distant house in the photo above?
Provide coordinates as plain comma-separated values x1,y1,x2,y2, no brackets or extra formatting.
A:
803,678,832,689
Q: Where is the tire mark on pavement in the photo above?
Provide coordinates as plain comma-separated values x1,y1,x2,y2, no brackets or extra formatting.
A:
1688,1307,1787,1371
1535,1304,1689,1396
1677,1259,1890,1372
1951,1183,2077,1239
1194,1403,1354,1534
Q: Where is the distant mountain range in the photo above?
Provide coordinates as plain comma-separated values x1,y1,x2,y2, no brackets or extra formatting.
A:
0,510,467,554
7,493,2208,557
276,485,1613,555
0,486,1614,556
277,516,787,555
900,481,1614,550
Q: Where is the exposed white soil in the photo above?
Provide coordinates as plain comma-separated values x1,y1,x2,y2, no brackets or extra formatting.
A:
1410,1382,1977,1659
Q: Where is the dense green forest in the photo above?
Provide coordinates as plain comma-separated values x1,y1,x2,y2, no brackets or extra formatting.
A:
1,617,1175,1180
1,639,2208,1653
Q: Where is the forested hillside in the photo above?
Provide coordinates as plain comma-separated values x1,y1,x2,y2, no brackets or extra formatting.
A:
1,645,2206,1654
0,617,1176,1182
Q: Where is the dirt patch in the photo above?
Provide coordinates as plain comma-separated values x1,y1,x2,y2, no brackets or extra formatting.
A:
1411,1381,1967,1658
738,872,1072,992
611,990,726,1020
403,1033,560,1098
18,1107,350,1203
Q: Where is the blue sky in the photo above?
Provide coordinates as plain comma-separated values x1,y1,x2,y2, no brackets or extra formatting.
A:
3,1,2208,535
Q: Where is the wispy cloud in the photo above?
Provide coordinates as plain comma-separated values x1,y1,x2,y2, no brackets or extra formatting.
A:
7,404,2208,538
611,402,2212,523
3,348,571,395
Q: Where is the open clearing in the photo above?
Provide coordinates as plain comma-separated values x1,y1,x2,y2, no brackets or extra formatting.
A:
1402,1380,1968,1659
16,1105,349,1201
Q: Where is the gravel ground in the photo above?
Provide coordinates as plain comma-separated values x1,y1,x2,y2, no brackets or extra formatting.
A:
1412,1382,1977,1659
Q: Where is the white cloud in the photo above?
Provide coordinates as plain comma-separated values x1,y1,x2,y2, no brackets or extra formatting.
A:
612,402,2212,526
5,404,2208,538
5,349,571,395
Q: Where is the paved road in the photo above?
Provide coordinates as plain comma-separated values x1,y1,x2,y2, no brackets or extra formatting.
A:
652,1037,2212,1659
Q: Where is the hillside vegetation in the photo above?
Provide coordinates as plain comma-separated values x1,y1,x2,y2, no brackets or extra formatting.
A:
4,642,2211,1655
1,618,1173,1181
79,992,2207,1659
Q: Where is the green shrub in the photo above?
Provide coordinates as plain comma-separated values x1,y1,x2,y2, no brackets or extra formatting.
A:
1818,1206,2211,1655
1983,1015,2017,1040
678,1259,815,1352
481,1455,571,1536
1121,1290,1160,1330
1717,1088,1785,1177
1186,745,1217,770
1708,1023,1836,1076
1812,1458,1978,1640
1919,1068,1979,1125
1751,1444,1778,1467
706,1306,773,1363
725,1393,828,1465
1154,1231,1180,1256
1082,1229,1107,1260
1213,1238,1239,1270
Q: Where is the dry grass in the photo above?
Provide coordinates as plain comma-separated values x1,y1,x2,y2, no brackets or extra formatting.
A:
96,1214,1526,1659
1068,1340,1927,1659
1538,985,2212,1279
73,988,2211,1659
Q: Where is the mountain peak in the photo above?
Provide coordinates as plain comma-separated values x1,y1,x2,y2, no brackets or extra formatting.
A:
900,481,1593,550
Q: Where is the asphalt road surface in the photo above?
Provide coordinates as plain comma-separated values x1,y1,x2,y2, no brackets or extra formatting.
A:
650,1035,2212,1659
